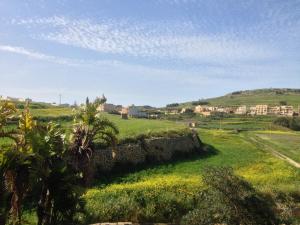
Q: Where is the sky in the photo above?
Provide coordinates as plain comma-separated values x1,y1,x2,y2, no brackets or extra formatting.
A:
0,0,299,106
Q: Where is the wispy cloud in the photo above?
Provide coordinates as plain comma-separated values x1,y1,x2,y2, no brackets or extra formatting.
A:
0,44,78,65
12,16,279,64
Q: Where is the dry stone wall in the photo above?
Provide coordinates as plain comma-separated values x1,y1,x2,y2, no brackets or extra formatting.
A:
92,131,202,173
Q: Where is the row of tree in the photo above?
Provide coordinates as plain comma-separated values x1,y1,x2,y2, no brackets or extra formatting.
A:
0,97,118,225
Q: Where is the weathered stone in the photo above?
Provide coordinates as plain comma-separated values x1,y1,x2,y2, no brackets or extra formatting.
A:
92,132,202,172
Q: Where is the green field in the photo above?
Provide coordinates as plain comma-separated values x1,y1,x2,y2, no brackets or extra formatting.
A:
30,107,74,117
195,115,279,130
84,129,300,223
255,131,300,163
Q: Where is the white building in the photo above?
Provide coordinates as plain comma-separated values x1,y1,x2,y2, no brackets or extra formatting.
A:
128,105,148,118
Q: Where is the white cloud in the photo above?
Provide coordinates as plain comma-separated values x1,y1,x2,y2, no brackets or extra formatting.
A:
0,44,77,65
13,16,279,63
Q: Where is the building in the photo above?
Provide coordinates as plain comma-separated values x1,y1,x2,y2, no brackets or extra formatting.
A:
249,106,256,115
128,105,148,118
194,105,215,113
194,105,220,116
235,105,247,115
194,105,205,113
97,103,118,113
255,105,268,115
268,106,281,115
279,106,294,116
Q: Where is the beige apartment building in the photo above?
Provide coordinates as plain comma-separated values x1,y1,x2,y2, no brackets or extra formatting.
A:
255,105,268,115
235,105,247,115
279,106,294,116
268,106,281,115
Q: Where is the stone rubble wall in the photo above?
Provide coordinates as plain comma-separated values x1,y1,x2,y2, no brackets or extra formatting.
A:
92,132,202,172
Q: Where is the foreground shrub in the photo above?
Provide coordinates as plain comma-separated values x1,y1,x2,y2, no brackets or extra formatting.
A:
84,181,197,224
181,167,278,225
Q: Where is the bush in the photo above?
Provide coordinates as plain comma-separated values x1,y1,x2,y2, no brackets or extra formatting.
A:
85,187,195,224
181,167,278,225
273,117,300,131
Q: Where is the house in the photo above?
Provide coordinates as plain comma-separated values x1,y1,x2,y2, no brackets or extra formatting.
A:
280,106,294,117
268,106,281,115
194,105,214,113
194,105,217,116
120,107,129,119
255,105,268,115
235,105,247,115
128,105,148,118
249,106,257,115
97,103,118,113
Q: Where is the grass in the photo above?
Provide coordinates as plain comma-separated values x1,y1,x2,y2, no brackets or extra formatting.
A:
255,131,300,163
84,129,300,223
102,113,185,139
195,115,277,130
30,107,74,117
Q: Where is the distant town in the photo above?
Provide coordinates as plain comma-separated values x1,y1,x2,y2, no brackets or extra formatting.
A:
1,95,299,118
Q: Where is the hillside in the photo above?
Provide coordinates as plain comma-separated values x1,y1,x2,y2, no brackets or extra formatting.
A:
180,88,300,108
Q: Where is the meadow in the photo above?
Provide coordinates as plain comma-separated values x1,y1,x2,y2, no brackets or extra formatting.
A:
84,128,300,223
255,131,300,163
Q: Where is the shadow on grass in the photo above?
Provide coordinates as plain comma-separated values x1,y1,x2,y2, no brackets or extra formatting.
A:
93,143,219,186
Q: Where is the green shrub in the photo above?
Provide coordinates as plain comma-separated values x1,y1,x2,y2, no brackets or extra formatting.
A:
85,188,195,224
273,117,300,131
181,167,278,225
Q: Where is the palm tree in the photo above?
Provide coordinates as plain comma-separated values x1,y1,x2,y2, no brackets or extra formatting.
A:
0,101,34,225
34,122,84,225
70,97,119,185
1,101,84,225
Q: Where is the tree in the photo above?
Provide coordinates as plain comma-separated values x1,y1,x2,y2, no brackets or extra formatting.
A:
0,102,38,225
1,101,85,225
279,101,287,106
32,122,84,225
70,97,118,185
181,167,278,225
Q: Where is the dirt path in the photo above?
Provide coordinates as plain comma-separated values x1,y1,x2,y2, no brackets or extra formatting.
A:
246,134,300,169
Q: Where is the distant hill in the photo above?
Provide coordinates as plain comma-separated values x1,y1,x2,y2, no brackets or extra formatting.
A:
178,88,300,108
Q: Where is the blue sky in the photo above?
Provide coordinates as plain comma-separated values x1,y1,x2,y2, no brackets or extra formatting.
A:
0,0,299,106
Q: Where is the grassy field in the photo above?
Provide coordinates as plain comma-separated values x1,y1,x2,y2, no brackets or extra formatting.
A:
195,115,278,130
255,131,300,163
84,129,300,223
103,113,185,139
30,107,74,117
